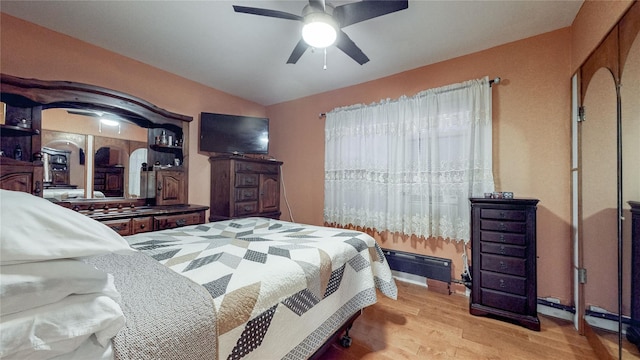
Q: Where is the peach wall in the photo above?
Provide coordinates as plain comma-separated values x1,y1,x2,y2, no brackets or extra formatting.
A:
571,0,634,73
0,14,267,209
0,4,633,307
268,28,574,301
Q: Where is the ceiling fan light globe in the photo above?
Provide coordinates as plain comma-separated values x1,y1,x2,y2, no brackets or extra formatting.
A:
302,15,337,48
100,118,119,127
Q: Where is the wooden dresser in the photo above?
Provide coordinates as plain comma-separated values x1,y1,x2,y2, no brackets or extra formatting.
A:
58,199,208,236
94,166,124,197
0,157,43,196
1,74,204,237
469,198,540,331
209,156,282,221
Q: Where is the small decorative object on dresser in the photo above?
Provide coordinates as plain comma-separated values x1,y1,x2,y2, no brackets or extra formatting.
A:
469,197,540,331
13,144,22,161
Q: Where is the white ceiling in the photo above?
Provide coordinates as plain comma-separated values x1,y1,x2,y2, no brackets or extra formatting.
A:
1,0,583,106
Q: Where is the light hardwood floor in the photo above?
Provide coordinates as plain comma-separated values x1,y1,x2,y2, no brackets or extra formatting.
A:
591,326,640,359
321,281,599,360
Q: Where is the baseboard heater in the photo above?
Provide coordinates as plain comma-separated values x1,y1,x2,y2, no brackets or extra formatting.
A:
382,248,452,284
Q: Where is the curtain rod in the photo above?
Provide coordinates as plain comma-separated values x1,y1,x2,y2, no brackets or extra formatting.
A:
318,77,501,118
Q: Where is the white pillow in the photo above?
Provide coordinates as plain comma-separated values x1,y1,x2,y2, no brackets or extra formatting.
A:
0,190,135,265
0,293,125,359
1,259,120,315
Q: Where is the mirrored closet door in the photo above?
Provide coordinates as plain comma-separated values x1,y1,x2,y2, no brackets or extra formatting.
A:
576,2,640,358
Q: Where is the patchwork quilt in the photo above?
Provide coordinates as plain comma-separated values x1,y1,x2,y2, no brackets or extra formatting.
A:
125,217,397,360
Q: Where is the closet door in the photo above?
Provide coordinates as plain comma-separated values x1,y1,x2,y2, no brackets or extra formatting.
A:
580,66,618,330
575,3,640,357
620,7,640,356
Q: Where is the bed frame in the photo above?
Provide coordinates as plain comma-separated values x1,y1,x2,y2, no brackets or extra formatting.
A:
310,310,361,358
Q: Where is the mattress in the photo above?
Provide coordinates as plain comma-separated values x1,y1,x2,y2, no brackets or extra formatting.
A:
125,217,397,359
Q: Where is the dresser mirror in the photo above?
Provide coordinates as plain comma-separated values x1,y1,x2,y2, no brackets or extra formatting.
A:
41,108,148,200
577,2,640,357
0,73,192,205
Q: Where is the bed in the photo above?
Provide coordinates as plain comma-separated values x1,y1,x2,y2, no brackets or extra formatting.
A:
43,188,106,201
0,189,397,359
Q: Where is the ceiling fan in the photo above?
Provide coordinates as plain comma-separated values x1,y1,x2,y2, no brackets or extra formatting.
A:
233,0,409,65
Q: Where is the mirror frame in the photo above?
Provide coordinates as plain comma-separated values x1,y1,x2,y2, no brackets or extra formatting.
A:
0,73,193,204
0,74,191,131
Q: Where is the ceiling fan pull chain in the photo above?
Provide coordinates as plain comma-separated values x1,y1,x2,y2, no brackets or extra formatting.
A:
323,48,327,70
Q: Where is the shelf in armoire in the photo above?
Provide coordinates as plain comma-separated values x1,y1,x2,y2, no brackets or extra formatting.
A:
0,124,40,136
150,144,182,152
0,156,41,166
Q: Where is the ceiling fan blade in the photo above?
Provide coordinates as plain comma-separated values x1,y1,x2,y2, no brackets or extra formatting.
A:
232,5,303,21
308,0,325,11
67,109,99,117
333,0,408,27
287,39,309,64
336,30,369,65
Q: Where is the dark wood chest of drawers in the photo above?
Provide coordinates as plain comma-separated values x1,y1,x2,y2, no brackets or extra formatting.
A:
94,166,124,197
209,156,282,221
469,198,540,331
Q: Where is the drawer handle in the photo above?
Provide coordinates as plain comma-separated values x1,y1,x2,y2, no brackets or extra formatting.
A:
499,279,506,288
176,219,187,226
499,211,505,218
499,261,508,270
498,222,506,230
499,234,505,242
499,245,506,254
244,206,253,211
139,224,146,229
110,225,123,231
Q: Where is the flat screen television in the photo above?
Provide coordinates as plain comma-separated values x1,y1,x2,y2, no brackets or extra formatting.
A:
199,112,269,154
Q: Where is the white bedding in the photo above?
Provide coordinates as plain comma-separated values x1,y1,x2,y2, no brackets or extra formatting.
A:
0,290,124,359
43,189,105,201
0,190,132,360
0,259,120,315
51,337,113,360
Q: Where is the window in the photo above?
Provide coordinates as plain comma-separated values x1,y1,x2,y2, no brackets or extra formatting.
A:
324,77,494,243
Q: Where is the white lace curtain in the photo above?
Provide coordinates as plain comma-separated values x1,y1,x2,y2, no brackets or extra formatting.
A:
324,77,495,243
